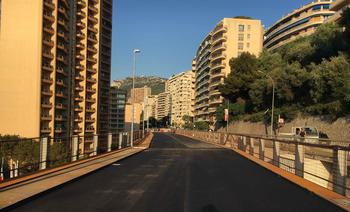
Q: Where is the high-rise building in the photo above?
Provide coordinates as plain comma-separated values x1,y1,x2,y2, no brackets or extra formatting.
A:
144,95,157,120
124,102,142,131
327,0,350,23
156,92,171,121
264,0,334,51
167,71,195,127
0,0,112,152
127,86,151,104
194,18,263,123
109,87,126,133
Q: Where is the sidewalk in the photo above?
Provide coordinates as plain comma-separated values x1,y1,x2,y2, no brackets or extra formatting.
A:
0,133,154,209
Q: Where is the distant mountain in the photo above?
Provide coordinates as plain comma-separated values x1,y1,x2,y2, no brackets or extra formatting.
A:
113,76,167,96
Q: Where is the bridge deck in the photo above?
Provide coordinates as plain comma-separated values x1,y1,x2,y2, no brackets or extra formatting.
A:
8,133,342,212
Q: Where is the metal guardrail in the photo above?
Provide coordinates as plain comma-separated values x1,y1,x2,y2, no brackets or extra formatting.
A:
0,131,147,183
176,130,350,198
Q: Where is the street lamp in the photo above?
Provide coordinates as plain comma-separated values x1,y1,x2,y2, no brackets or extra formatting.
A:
258,70,275,136
131,49,141,147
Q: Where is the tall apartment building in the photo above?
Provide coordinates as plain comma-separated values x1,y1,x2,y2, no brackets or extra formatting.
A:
109,87,126,133
156,92,171,121
264,0,335,51
144,95,157,120
124,102,142,131
127,86,151,104
194,18,263,123
328,0,350,22
0,0,112,150
167,71,195,127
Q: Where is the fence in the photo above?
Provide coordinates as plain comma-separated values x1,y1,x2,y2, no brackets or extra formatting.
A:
0,130,146,182
176,129,350,197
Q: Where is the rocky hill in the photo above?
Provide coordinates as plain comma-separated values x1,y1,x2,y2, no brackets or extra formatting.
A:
113,76,167,96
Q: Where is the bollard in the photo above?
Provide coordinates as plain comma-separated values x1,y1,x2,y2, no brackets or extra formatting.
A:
119,133,123,149
273,140,280,167
333,147,347,196
93,135,98,156
259,139,265,160
71,135,79,162
249,138,254,156
107,133,112,152
295,143,304,178
39,137,48,170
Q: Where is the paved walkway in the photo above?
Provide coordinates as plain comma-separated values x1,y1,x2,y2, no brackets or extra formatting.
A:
4,133,343,211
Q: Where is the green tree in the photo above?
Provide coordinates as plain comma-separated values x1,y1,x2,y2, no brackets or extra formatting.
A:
194,121,209,131
182,115,194,129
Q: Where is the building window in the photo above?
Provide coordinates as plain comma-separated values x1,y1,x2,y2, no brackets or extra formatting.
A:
238,33,244,41
248,25,251,31
246,43,250,48
238,24,244,32
0,0,2,31
247,34,251,39
323,4,330,9
313,5,321,11
238,43,244,50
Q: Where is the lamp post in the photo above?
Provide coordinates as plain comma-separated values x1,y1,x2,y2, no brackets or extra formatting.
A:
258,70,275,136
131,49,141,147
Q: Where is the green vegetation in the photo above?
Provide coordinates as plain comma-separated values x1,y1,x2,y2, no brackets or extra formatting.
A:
194,121,209,131
218,10,350,128
117,76,167,96
182,115,194,129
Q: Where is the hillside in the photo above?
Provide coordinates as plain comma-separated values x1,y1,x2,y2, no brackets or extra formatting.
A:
114,76,167,96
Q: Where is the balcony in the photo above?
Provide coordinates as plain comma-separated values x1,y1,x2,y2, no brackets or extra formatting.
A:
41,114,52,121
44,0,55,10
61,0,69,8
210,71,224,79
87,67,97,74
41,127,52,133
209,98,222,105
58,7,68,19
56,91,68,98
76,64,84,70
57,55,67,64
77,11,86,18
88,5,98,14
77,0,87,8
85,118,95,123
88,36,98,43
88,16,98,24
43,51,54,59
74,106,83,112
88,25,98,33
87,46,97,53
86,87,96,93
43,12,55,22
87,57,97,63
85,127,95,132
76,21,86,29
212,26,227,36
86,77,97,83
56,103,67,110
77,33,85,39
86,98,96,103
57,31,65,38
74,128,83,133
211,44,227,53
42,76,53,84
57,68,68,76
57,18,66,27
42,90,53,96
76,42,85,49
210,53,226,61
75,86,84,91
56,79,67,87
75,74,84,81
41,102,52,108
76,54,85,60
86,108,96,113
43,25,54,35
90,0,99,4
212,35,227,45
55,128,66,133
43,38,54,47
57,43,67,52
75,95,84,102
55,115,67,121
74,117,83,122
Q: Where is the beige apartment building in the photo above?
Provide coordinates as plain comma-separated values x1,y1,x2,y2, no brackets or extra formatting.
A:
328,0,350,22
194,18,263,123
264,0,335,51
0,0,112,151
167,71,195,127
156,92,171,121
127,86,151,104
144,95,157,120
124,102,142,131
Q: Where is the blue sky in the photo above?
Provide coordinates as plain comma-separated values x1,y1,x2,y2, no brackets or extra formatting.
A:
111,0,312,80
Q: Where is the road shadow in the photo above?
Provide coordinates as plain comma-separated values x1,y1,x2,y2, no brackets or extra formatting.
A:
202,204,219,212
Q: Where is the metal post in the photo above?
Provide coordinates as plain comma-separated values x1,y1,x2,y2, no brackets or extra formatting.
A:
71,135,79,162
226,99,229,133
107,133,112,152
93,135,98,156
333,147,347,195
295,143,304,178
39,137,48,170
131,49,140,148
259,139,265,160
271,80,275,136
273,140,280,167
126,132,130,147
118,133,123,149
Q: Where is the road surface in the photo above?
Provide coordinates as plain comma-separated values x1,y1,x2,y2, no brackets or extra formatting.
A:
7,133,342,212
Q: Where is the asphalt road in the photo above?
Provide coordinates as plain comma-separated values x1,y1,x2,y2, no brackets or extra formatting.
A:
7,133,342,212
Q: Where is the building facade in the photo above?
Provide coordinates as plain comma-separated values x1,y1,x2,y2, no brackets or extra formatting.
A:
264,0,335,51
127,86,151,104
167,71,195,127
109,87,126,133
156,92,171,121
328,0,350,22
0,0,112,153
124,102,142,131
194,18,263,123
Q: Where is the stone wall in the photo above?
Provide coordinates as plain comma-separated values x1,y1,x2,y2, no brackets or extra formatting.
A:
224,115,350,141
